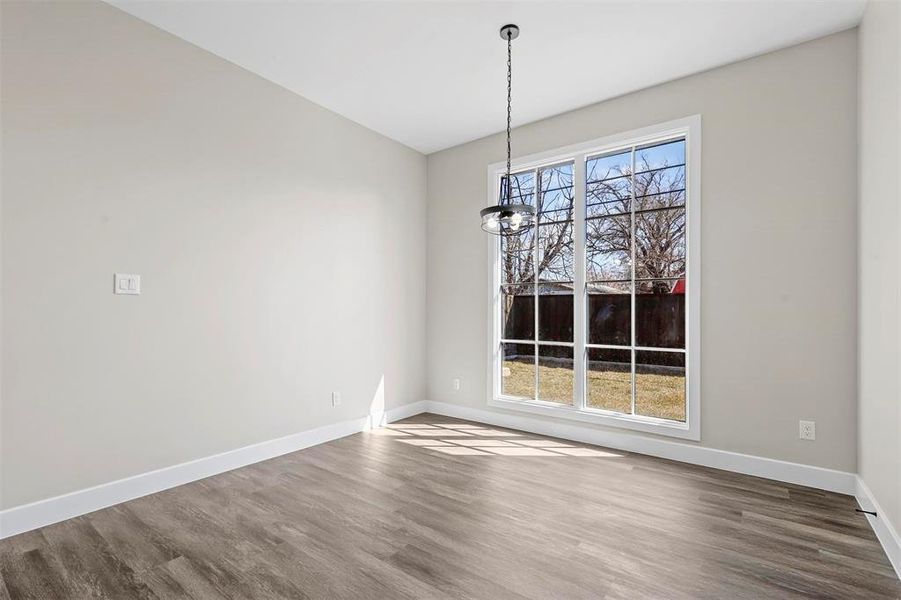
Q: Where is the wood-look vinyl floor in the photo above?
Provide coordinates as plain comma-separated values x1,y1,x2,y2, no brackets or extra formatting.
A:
1,413,898,599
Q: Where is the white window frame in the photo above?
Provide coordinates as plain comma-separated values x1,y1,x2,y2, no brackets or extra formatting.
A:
486,115,701,440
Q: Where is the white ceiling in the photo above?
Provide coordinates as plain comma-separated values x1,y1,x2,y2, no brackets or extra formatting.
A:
108,1,865,154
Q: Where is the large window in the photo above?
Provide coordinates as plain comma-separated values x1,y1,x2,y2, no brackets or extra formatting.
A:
490,117,699,439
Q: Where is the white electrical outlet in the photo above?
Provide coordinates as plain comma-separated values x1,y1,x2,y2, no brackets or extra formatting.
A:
331,392,341,407
799,420,816,441
452,378,461,391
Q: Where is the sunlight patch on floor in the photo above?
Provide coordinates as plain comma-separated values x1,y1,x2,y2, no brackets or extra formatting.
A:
397,439,454,446
449,439,519,447
396,429,474,437
375,421,624,458
478,447,563,456
513,439,573,447
429,446,493,456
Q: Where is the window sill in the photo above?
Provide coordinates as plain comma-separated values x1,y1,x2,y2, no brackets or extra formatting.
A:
488,396,700,441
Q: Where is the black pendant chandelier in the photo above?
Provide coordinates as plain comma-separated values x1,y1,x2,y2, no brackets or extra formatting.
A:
480,24,535,236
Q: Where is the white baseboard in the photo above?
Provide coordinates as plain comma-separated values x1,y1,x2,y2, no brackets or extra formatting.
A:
0,401,427,540
424,401,857,495
855,476,901,579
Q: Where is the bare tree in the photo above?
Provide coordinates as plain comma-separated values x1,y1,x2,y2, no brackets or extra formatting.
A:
500,149,684,295
501,166,574,285
586,151,685,291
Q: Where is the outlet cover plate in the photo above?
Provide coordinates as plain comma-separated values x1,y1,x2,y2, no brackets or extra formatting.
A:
799,420,816,441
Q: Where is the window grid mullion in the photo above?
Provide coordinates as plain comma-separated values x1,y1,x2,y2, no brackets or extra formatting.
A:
526,340,574,348
584,343,686,353
532,167,540,402
630,146,637,417
573,155,587,410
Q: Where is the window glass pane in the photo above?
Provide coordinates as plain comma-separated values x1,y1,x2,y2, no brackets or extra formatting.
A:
587,282,631,346
501,228,534,255
540,211,573,226
501,250,534,285
635,280,685,348
538,285,573,343
538,221,574,282
586,215,630,281
539,163,573,192
635,165,685,211
539,163,574,226
587,177,630,218
502,284,534,340
538,187,574,219
587,348,632,413
538,345,573,405
635,139,684,173
635,350,685,421
587,247,631,282
587,150,631,183
502,343,534,399
501,171,535,205
636,189,685,212
635,208,685,280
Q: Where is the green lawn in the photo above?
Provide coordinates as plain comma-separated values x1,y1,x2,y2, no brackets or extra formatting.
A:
502,358,685,422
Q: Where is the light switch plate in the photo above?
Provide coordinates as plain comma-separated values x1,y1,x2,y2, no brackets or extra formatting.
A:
114,273,141,295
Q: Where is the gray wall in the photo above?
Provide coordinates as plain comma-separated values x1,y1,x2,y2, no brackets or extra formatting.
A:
858,0,901,535
0,0,427,509
427,30,859,471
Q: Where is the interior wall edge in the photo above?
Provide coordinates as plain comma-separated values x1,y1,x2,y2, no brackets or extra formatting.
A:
856,0,901,548
856,475,901,579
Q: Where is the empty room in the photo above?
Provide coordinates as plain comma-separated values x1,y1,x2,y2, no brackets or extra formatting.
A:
1,0,900,598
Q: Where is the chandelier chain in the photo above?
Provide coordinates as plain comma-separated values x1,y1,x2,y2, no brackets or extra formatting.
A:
506,30,512,200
